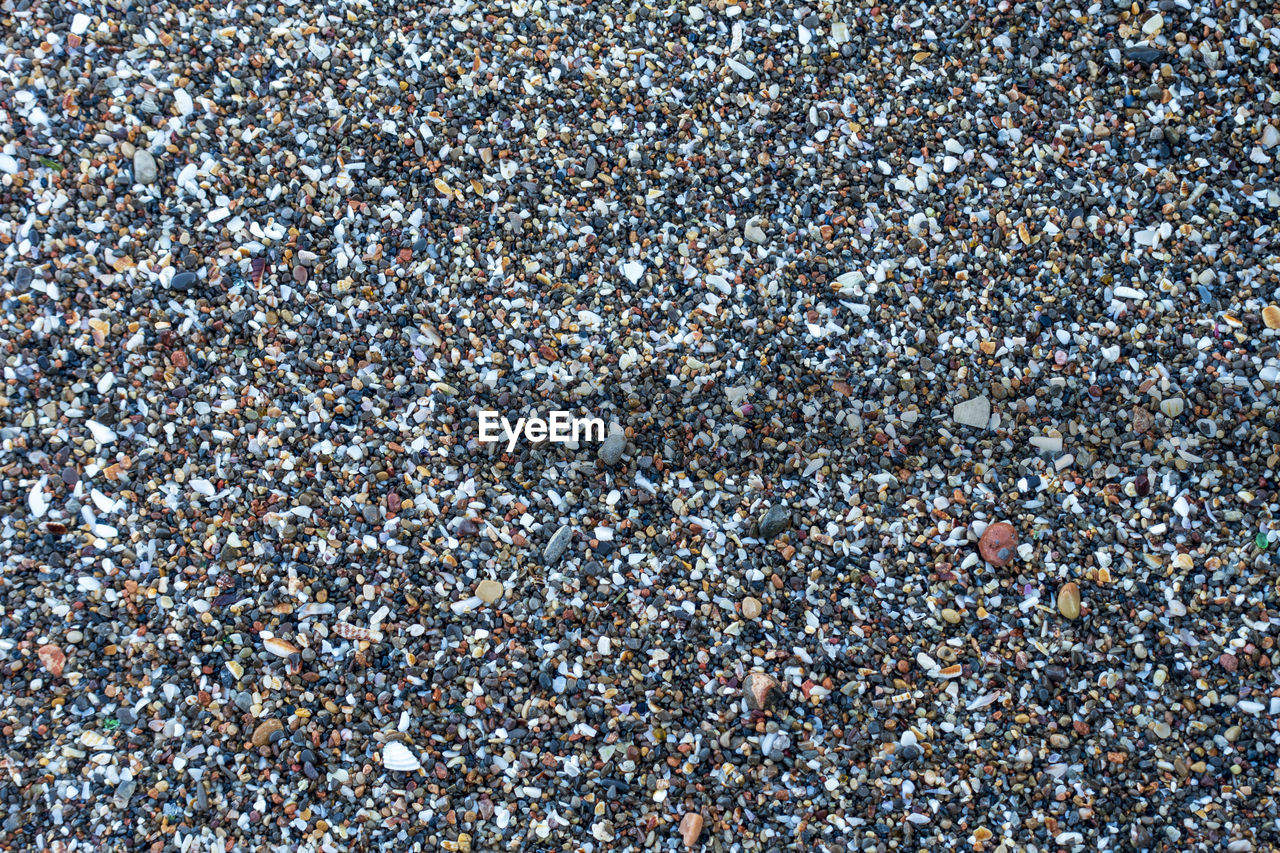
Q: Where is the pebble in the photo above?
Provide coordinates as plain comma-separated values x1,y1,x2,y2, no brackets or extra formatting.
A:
743,672,780,711
1057,583,1082,620
543,525,573,564
978,522,1018,566
679,812,704,847
598,431,627,466
3,0,1277,849
132,149,157,185
758,505,791,539
475,579,505,604
251,719,283,748
952,396,991,428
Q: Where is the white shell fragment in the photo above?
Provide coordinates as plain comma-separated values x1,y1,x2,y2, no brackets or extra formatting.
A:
381,741,423,772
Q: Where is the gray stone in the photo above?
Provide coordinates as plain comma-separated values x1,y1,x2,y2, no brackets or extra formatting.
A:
952,396,990,428
170,271,197,290
133,149,157,185
598,431,626,466
544,524,572,563
758,505,790,539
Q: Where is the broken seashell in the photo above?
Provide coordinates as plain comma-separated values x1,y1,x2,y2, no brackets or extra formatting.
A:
263,637,300,658
332,621,385,643
382,740,423,772
79,730,112,750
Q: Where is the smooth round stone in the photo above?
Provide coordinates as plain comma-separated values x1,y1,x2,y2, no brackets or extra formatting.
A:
741,597,762,620
252,719,283,747
171,271,198,290
940,608,961,624
679,812,704,847
133,149,158,184
743,671,779,711
476,579,504,604
979,522,1018,566
1057,582,1082,620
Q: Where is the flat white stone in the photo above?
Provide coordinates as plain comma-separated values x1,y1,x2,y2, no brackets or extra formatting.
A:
1029,435,1063,453
952,397,990,428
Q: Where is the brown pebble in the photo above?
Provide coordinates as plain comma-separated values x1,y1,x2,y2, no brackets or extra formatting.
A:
1220,653,1238,673
1263,305,1280,330
741,596,762,620
252,719,283,747
978,522,1018,566
170,350,188,368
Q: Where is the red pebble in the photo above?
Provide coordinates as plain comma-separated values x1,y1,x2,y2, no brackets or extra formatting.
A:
37,644,65,677
979,522,1018,566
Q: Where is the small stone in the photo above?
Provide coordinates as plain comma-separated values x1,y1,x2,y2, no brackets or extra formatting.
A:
1058,582,1082,620
1263,305,1280,330
952,396,991,428
741,597,762,620
679,812,704,847
544,525,572,564
598,431,626,465
940,608,961,624
1132,406,1154,434
758,505,790,539
252,719,283,747
1029,435,1064,453
133,149,157,185
1220,653,1238,673
171,271,198,291
743,671,779,710
476,579,504,604
978,522,1018,566
37,644,66,677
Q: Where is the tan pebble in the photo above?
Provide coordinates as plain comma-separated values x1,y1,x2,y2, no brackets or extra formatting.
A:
476,579,504,604
1263,305,1280,330
941,608,961,624
1058,582,1081,620
679,812,704,847
741,596,762,620
252,718,282,747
